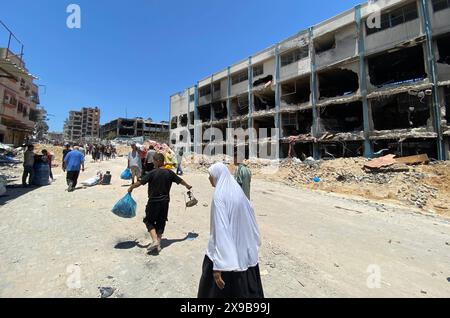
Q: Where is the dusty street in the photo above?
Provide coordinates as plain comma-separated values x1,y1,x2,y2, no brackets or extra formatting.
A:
0,157,449,298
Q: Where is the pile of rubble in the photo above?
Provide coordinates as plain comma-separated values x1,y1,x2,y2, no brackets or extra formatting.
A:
186,153,450,217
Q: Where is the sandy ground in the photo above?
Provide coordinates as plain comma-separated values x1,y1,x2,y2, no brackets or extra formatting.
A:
0,156,449,298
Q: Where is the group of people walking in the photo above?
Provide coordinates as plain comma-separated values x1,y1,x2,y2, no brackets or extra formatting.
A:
126,142,261,298
86,144,116,162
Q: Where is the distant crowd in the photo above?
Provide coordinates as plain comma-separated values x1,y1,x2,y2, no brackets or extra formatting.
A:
85,144,117,162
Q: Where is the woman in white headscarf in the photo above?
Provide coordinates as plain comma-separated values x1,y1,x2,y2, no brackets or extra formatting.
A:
197,162,264,298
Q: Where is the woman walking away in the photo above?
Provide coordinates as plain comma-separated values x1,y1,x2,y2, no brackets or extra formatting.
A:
198,162,264,298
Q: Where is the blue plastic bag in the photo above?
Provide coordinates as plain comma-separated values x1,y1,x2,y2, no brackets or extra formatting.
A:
120,168,132,180
112,193,137,218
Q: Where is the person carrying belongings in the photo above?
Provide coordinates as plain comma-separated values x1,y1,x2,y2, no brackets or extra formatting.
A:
127,143,142,185
197,162,264,298
128,153,192,254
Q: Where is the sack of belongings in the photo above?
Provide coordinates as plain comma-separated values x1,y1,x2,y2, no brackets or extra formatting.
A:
112,193,137,218
120,168,132,180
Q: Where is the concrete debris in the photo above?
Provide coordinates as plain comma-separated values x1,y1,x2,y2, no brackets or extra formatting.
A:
99,287,116,298
364,155,396,170
395,154,430,165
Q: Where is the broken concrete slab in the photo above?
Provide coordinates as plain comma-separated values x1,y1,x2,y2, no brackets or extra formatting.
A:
364,154,397,170
395,154,430,165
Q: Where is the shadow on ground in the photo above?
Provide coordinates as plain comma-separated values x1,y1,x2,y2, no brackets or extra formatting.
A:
115,232,200,253
0,185,44,206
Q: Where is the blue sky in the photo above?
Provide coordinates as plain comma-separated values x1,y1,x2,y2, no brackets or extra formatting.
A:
1,0,362,131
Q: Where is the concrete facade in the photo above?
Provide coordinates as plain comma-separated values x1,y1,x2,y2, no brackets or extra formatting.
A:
100,118,169,143
0,48,40,146
63,107,100,142
170,0,450,160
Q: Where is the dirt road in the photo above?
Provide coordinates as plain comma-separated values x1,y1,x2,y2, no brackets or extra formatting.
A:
0,157,449,297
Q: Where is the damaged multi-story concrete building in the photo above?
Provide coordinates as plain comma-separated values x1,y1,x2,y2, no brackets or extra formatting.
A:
170,0,450,160
63,107,101,142
100,117,169,143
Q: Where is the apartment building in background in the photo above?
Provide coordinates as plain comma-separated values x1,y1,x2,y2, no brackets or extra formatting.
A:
100,117,169,143
63,107,100,142
170,0,450,161
0,23,40,146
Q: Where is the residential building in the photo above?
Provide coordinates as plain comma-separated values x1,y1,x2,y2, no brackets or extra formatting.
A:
100,117,169,143
0,24,40,146
63,107,100,142
170,0,450,160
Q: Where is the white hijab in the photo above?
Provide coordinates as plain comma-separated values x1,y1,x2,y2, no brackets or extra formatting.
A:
206,162,261,272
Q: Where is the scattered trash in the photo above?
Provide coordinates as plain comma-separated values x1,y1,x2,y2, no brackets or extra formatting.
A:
99,287,116,298
112,193,137,218
335,206,363,214
297,280,305,288
420,290,427,295
312,177,321,183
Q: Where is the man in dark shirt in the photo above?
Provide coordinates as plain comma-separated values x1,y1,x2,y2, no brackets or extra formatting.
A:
128,153,192,254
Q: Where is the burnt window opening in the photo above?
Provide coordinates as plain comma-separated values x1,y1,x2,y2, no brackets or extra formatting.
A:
254,116,275,139
179,114,188,127
198,105,211,122
231,71,248,85
318,68,359,99
320,141,364,159
282,109,313,136
253,75,273,87
281,77,311,106
189,94,195,103
253,64,264,77
231,120,249,131
119,127,135,136
189,111,194,124
199,86,211,97
371,93,431,130
432,0,450,12
368,45,427,87
281,142,313,160
318,102,364,133
373,139,438,159
315,33,336,54
444,86,450,124
254,91,276,112
213,101,228,120
231,95,249,118
366,2,419,35
280,46,309,67
213,82,221,93
170,117,178,129
437,34,450,65
189,129,195,142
